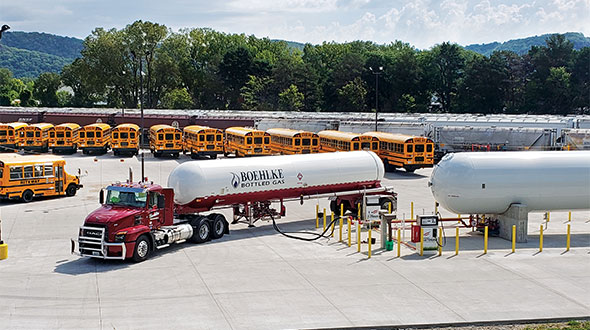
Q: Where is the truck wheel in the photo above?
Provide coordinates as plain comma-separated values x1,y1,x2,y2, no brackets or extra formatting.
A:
132,235,151,262
209,214,227,239
190,217,211,243
22,190,34,203
154,152,161,158
405,167,415,173
66,184,77,197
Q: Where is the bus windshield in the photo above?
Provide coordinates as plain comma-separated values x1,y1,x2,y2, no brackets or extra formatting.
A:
105,187,147,208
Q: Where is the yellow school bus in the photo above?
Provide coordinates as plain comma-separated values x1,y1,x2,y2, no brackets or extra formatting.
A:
20,123,54,153
224,127,271,157
0,154,82,202
0,122,27,152
267,128,320,155
363,132,435,172
318,130,379,153
112,123,140,156
149,124,182,158
49,123,81,154
79,123,112,155
183,125,224,159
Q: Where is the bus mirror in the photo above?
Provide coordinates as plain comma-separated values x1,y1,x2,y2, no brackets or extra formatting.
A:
99,189,104,204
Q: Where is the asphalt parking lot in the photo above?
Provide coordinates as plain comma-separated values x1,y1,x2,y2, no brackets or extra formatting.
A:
0,152,589,330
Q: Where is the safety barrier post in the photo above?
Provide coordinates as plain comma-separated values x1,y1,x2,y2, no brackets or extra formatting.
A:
388,202,392,214
0,218,6,260
397,228,401,257
539,225,544,252
368,228,372,258
547,212,550,223
347,218,351,247
568,211,571,222
341,203,344,219
438,227,442,256
357,203,361,220
457,214,461,224
315,205,319,228
419,227,424,256
331,212,335,237
455,227,459,255
357,221,361,253
484,226,488,254
323,208,326,231
339,217,343,242
566,224,571,252
411,202,414,220
512,225,516,253
434,202,438,214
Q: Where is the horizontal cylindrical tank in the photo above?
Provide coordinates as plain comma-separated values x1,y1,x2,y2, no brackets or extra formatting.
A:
168,151,385,210
429,151,590,214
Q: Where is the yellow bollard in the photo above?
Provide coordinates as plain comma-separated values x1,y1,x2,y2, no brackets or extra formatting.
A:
357,203,361,220
368,228,372,258
323,208,326,231
566,224,571,251
438,227,442,256
331,212,335,237
388,202,392,214
539,225,543,252
347,218,351,247
512,225,516,253
411,202,414,220
357,222,361,252
457,214,461,224
547,212,550,222
315,205,319,228
340,203,344,219
397,228,401,257
0,242,7,260
419,227,424,256
434,202,438,214
568,211,571,222
339,217,343,242
455,227,459,255
484,226,488,254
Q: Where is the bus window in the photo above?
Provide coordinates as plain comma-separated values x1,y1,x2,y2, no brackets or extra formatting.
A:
175,133,181,140
353,143,360,150
50,132,55,138
254,137,262,144
302,139,310,146
246,137,252,144
206,134,214,142
295,139,301,146
8,130,13,136
361,142,370,149
164,133,173,140
34,165,43,177
264,137,269,144
80,132,85,138
36,132,40,137
10,166,22,180
159,134,164,140
415,144,424,152
216,135,222,141
96,132,102,138
26,131,34,138
0,168,3,178
87,132,95,138
113,133,119,139
130,132,135,138
199,135,205,142
407,144,413,153
66,132,71,138
44,165,53,176
372,142,378,150
312,139,318,146
57,132,64,138
427,144,432,152
24,166,34,178
0,130,6,136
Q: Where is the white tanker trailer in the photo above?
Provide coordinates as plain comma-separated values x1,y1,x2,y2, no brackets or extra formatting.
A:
169,151,396,224
429,151,590,215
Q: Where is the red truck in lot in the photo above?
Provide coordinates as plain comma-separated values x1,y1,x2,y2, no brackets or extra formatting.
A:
72,152,396,262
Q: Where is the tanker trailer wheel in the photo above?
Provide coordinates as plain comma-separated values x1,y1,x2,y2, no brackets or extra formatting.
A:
190,216,211,243
66,184,77,197
21,189,34,203
132,235,151,262
330,201,339,215
209,213,227,239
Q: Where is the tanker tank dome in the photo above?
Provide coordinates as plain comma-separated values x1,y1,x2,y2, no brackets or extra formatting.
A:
168,161,208,205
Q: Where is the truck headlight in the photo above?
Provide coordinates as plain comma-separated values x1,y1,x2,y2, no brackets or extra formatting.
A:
114,231,127,242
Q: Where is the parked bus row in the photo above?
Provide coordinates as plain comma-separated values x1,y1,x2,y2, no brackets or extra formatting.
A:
0,122,434,172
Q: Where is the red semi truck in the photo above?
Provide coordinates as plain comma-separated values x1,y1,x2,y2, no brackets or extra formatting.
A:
72,152,396,261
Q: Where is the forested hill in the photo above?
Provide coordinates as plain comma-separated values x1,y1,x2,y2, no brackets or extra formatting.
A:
0,31,83,78
465,32,590,56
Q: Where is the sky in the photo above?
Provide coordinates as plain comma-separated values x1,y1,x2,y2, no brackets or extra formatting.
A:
1,0,589,49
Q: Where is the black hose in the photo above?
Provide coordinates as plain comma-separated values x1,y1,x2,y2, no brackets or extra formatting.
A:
269,211,339,241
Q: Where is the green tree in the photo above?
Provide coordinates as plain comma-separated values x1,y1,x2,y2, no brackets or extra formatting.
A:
426,42,466,112
160,88,193,109
545,67,572,114
56,90,73,107
278,84,304,111
240,75,275,110
34,72,61,106
218,46,254,109
337,77,367,111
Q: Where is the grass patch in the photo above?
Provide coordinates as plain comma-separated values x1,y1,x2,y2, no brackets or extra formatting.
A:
524,321,590,330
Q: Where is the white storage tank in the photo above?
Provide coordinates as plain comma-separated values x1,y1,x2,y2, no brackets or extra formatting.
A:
429,151,590,214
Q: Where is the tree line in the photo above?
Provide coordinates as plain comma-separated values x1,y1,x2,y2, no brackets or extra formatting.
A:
0,20,588,115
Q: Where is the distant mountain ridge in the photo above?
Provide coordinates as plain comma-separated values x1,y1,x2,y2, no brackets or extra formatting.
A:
1,31,84,59
464,32,590,56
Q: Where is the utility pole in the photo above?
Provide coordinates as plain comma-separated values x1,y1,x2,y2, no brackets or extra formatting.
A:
369,66,383,132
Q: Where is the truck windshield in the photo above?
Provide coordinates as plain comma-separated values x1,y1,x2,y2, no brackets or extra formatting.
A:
106,187,147,208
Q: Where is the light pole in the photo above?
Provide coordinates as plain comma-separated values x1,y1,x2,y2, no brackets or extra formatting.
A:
131,50,145,181
369,66,383,132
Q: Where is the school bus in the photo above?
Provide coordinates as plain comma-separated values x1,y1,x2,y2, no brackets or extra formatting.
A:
0,122,27,152
20,123,54,153
0,154,83,202
318,130,379,153
224,127,272,157
149,124,183,158
267,128,320,155
183,125,224,159
79,123,112,155
49,123,81,154
363,132,435,172
112,123,140,156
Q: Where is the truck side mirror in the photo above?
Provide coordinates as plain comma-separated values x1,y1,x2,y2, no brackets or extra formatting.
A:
157,195,165,209
99,189,104,204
